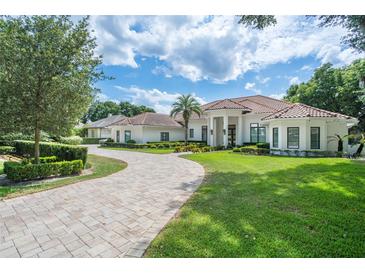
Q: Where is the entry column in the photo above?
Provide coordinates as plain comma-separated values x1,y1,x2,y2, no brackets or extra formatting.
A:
223,115,229,147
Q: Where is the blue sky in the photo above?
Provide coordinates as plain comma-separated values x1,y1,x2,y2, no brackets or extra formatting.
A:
89,16,363,113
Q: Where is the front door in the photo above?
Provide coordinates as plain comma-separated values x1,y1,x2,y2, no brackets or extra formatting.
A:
228,124,236,147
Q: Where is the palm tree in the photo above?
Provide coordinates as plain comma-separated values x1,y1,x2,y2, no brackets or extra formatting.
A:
170,94,202,145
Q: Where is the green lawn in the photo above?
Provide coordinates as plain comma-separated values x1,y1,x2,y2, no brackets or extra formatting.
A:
0,154,126,199
146,151,365,258
100,146,174,154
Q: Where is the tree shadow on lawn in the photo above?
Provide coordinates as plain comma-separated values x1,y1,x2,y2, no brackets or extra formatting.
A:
149,161,365,258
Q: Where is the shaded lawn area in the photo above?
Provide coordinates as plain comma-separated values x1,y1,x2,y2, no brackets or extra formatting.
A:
146,151,365,257
0,154,126,199
99,146,174,154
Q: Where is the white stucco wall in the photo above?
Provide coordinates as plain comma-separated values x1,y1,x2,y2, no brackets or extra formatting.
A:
187,120,207,141
87,128,99,138
267,118,351,152
142,126,185,143
109,125,184,143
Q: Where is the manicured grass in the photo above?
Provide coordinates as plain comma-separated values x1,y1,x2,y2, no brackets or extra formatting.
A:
146,151,365,257
100,146,174,154
0,154,126,199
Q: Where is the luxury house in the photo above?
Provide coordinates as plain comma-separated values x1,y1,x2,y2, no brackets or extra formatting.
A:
90,95,359,153
85,114,126,138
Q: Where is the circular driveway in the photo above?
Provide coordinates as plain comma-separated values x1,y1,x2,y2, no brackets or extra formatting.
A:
0,146,204,257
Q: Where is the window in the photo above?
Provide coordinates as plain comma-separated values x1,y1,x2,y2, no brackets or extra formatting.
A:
287,127,299,149
160,132,169,141
189,128,194,138
201,126,207,142
124,130,131,143
116,130,121,143
272,127,279,148
310,127,320,149
250,123,266,143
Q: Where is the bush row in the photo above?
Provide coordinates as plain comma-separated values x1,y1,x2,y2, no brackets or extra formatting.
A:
0,146,15,155
13,140,88,165
101,141,207,149
4,160,83,181
174,144,225,153
233,146,270,155
81,137,106,144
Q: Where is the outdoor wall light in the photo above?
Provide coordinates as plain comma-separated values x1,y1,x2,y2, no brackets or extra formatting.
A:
223,129,226,135
210,129,213,135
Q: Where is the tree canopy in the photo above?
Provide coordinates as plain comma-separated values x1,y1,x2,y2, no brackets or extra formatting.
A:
82,100,156,122
0,16,104,162
284,59,365,130
238,15,365,52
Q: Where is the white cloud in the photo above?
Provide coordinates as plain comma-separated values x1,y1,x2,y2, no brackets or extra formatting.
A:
90,15,364,83
95,93,119,103
245,82,256,90
256,76,270,84
300,65,313,71
289,76,300,85
114,85,207,114
269,93,286,100
244,82,261,94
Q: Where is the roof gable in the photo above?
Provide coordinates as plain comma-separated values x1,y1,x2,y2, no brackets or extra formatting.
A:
112,112,183,128
262,103,354,120
85,115,126,128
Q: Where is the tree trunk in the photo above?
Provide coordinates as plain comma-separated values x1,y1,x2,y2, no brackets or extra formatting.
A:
34,126,41,164
184,119,188,145
355,143,364,156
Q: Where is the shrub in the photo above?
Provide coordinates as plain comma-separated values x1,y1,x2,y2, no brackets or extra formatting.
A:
59,136,83,145
232,147,241,152
13,140,87,165
240,147,270,155
256,142,270,149
81,137,105,144
106,138,114,143
4,160,83,181
0,146,15,155
126,139,136,144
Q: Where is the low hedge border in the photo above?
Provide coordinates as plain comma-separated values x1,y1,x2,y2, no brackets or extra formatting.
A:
233,146,270,155
101,141,207,149
4,159,83,181
13,140,87,165
81,137,106,144
0,146,15,155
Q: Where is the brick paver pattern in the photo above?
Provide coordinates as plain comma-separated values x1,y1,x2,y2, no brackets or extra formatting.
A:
0,146,204,258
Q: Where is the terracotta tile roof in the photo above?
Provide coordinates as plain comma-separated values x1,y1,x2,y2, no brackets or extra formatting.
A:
262,103,354,120
112,112,183,128
85,115,126,128
203,99,252,111
200,95,291,114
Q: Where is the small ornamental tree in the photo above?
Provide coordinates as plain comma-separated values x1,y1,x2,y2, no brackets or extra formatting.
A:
0,16,105,163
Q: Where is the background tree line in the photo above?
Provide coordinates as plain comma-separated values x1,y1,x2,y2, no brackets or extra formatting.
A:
81,100,156,123
284,59,365,130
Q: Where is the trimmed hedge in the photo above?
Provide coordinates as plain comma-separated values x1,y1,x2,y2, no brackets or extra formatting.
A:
4,160,83,181
13,140,87,165
81,137,105,144
0,146,15,155
256,142,270,149
238,146,270,155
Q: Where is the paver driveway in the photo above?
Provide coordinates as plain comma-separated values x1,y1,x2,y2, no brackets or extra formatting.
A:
0,146,204,258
